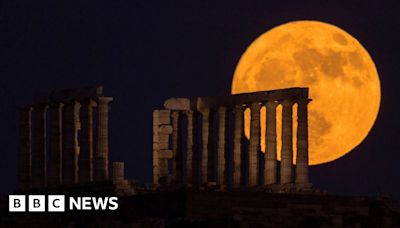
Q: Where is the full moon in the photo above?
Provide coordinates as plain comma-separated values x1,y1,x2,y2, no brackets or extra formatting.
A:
232,21,380,165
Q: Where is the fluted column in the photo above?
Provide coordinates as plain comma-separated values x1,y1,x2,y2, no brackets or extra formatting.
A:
296,99,311,186
152,111,160,185
265,101,278,185
62,101,81,185
33,104,48,188
171,111,179,183
112,162,125,182
201,109,210,185
233,105,243,188
79,99,96,183
17,107,33,190
152,110,171,186
94,97,113,181
48,103,63,187
249,103,261,187
280,100,294,184
217,107,227,187
186,110,194,185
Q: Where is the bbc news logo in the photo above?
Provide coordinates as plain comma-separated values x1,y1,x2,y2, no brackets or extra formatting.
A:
9,195,118,212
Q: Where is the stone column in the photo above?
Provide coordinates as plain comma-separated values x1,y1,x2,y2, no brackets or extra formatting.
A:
33,104,48,188
249,103,261,187
280,100,294,184
112,162,125,182
17,107,33,190
200,109,210,185
232,105,243,188
153,110,161,185
62,101,81,185
171,111,179,183
265,101,278,185
94,97,113,182
48,103,63,187
186,110,194,185
217,106,227,188
296,99,311,187
153,110,172,185
79,99,96,183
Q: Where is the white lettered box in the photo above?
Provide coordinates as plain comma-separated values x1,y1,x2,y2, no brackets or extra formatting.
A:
9,195,26,212
28,195,45,212
48,195,65,212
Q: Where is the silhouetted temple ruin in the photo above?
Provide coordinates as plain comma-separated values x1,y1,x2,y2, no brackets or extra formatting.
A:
16,86,133,194
8,86,400,227
153,87,312,192
16,86,312,195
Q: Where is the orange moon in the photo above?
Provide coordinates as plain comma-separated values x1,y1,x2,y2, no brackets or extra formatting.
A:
231,21,380,165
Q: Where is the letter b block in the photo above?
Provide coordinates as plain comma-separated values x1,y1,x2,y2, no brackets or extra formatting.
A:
9,195,26,212
28,195,45,212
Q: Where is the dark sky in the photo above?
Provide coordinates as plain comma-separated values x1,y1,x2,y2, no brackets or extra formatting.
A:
1,1,399,198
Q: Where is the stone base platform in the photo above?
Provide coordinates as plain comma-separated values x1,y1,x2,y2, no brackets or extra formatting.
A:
11,180,137,197
265,183,314,193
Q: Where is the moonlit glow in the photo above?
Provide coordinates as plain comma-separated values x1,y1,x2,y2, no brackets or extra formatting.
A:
232,21,381,165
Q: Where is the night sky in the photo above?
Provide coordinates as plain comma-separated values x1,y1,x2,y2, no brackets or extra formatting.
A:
1,1,399,198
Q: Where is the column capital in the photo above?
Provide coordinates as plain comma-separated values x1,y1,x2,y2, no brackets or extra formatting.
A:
33,103,49,111
80,98,97,107
265,100,279,109
218,106,227,113
242,103,251,109
296,98,312,106
250,102,262,112
280,99,295,107
17,106,33,112
63,100,81,107
184,110,194,115
234,104,244,112
200,108,210,115
48,102,64,109
171,110,180,121
98,96,113,104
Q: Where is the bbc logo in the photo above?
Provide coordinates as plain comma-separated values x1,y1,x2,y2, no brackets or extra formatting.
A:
9,195,65,212
9,195,118,212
